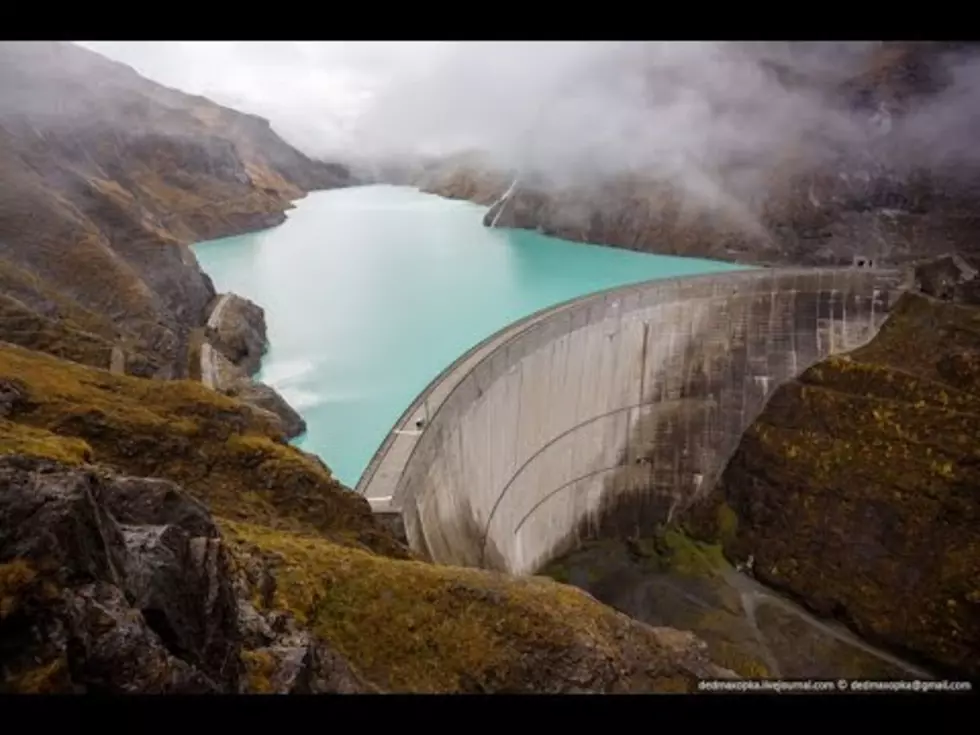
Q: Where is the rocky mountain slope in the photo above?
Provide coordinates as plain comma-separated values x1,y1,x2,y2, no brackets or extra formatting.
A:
0,41,350,382
0,42,736,693
418,42,980,268
704,281,980,679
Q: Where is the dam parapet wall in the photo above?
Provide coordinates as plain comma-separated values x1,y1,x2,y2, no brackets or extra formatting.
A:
360,267,910,577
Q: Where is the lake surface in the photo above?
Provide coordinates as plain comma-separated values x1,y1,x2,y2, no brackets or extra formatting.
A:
194,185,749,487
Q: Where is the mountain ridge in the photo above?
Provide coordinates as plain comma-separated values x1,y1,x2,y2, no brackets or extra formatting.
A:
0,41,351,381
414,42,980,269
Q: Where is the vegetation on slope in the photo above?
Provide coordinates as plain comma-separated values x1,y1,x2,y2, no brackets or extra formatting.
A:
0,342,732,692
541,527,918,680
0,344,396,555
685,292,980,677
223,520,728,693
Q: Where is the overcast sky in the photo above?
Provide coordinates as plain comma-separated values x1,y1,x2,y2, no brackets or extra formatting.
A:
78,42,674,168
76,41,454,158
74,41,980,203
75,42,873,166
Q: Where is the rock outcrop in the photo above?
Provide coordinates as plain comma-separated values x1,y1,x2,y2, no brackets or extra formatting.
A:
0,341,735,692
0,455,367,693
205,293,269,378
224,380,306,441
0,41,352,380
0,456,238,693
200,293,306,440
913,254,980,304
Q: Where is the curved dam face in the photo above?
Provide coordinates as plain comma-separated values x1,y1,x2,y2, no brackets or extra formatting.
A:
359,268,909,577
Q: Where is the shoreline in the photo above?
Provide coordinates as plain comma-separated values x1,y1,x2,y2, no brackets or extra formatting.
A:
192,193,318,449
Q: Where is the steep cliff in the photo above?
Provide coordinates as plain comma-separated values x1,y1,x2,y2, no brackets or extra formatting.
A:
540,275,980,681
418,42,980,268
706,291,980,678
0,41,351,380
664,273,980,679
0,343,734,692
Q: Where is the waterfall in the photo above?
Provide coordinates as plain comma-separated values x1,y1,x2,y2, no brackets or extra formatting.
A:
488,176,520,228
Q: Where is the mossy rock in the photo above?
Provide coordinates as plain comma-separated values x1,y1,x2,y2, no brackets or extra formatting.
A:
0,342,402,558
223,520,729,693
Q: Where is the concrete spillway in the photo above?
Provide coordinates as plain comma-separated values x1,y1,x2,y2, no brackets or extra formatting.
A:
357,267,910,576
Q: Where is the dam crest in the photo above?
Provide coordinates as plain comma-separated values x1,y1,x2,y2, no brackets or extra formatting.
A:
357,267,910,576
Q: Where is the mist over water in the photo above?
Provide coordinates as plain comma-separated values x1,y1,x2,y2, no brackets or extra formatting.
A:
194,185,749,486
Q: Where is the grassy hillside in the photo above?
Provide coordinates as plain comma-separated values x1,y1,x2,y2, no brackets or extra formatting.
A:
0,342,732,692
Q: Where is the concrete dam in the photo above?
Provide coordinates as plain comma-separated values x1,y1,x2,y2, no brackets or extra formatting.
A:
357,267,910,576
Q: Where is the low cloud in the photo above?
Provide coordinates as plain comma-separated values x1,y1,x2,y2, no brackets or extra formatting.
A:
79,41,980,206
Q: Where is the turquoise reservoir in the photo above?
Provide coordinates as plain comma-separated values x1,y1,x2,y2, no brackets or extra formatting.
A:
194,185,749,487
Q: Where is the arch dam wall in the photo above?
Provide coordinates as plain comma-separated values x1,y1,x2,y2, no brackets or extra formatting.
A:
357,267,910,577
